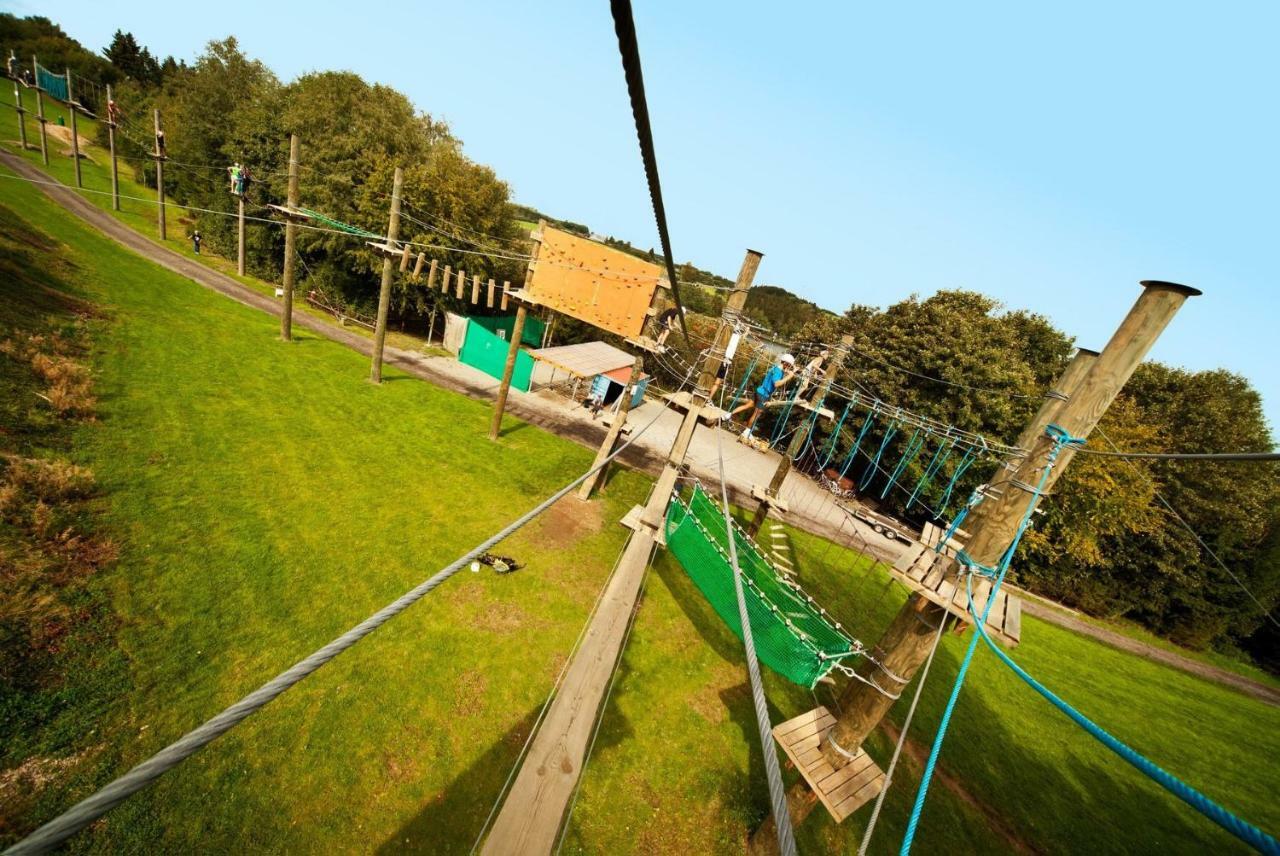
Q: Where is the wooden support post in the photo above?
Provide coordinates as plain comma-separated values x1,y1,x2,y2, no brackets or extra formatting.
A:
501,280,511,311
455,267,466,300
489,221,546,441
370,166,404,384
237,195,246,276
577,356,644,501
426,309,438,348
749,282,1201,854
66,68,81,188
747,334,853,536
480,252,760,853
962,346,1098,535
13,77,27,151
105,84,119,210
486,277,496,309
33,58,47,166
280,134,300,341
471,273,481,305
153,108,166,240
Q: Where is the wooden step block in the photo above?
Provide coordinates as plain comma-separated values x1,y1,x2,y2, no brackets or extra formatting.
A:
772,706,884,824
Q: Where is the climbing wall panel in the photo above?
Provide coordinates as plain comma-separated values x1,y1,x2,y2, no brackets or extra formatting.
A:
522,226,665,339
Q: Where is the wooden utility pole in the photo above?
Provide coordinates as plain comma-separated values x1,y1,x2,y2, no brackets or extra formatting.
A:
280,134,300,341
370,167,404,384
12,76,28,151
577,355,644,501
105,84,119,210
481,250,760,855
32,58,47,166
746,334,853,536
489,219,546,441
65,68,81,188
237,194,246,276
747,281,1200,854
153,108,166,240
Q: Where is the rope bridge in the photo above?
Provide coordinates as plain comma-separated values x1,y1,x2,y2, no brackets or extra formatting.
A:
665,484,858,688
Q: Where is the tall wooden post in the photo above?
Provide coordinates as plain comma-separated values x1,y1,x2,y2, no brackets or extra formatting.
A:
237,195,246,276
749,281,1200,854
32,58,47,166
12,77,28,151
105,84,119,210
65,68,82,188
577,355,644,501
370,167,405,384
489,220,546,440
962,346,1099,534
280,134,300,341
480,252,760,854
153,108,166,240
746,334,853,536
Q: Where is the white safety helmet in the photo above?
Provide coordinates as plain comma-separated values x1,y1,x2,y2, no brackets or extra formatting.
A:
780,353,795,365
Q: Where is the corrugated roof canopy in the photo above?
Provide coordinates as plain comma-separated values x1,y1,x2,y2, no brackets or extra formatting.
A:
531,341,635,378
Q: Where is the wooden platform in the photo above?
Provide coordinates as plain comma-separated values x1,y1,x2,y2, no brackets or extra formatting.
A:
623,334,669,355
621,504,666,546
364,240,402,259
765,397,835,420
773,706,884,823
751,484,790,514
265,203,314,223
890,541,1022,646
660,390,725,424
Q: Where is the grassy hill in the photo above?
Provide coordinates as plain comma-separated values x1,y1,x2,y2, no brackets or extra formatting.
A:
1,90,1277,855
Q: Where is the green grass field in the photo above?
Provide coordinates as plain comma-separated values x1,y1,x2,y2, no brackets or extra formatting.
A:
1,104,1277,855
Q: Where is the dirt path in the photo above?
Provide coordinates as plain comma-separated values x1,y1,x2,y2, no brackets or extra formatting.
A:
1018,600,1280,707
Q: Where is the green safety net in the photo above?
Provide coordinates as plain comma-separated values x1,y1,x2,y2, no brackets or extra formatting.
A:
298,207,381,239
36,64,68,102
665,485,857,688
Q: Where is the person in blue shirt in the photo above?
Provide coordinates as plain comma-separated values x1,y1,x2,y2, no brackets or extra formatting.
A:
724,353,796,440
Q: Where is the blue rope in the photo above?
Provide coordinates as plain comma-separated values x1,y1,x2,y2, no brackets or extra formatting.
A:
727,352,760,413
966,581,1280,855
839,408,879,479
907,438,954,511
860,417,901,491
770,380,803,447
881,427,926,499
937,445,978,514
820,394,857,470
900,425,1085,854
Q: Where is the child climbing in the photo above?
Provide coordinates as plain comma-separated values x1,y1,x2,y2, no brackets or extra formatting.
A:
724,353,796,441
795,348,829,398
654,306,680,349
191,230,202,255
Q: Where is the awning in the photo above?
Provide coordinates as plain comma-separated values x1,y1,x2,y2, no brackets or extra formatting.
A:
530,341,635,378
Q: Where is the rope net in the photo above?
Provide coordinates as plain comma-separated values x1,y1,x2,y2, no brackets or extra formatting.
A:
35,63,69,102
666,484,856,687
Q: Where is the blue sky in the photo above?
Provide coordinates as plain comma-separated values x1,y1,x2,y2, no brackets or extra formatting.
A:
10,1,1278,433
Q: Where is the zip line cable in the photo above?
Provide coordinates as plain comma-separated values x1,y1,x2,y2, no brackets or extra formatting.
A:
1075,448,1280,462
4,401,674,856
714,426,798,856
609,0,691,345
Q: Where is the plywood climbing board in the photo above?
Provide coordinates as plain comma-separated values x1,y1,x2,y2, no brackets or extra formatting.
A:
514,225,666,339
890,540,1022,646
772,706,884,823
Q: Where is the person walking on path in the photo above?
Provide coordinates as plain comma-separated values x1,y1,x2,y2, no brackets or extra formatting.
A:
724,353,796,441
